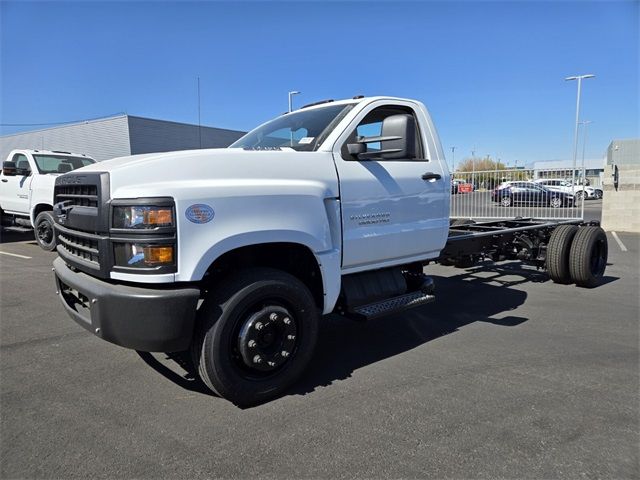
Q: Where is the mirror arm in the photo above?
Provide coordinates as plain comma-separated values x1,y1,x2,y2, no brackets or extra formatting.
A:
358,135,402,144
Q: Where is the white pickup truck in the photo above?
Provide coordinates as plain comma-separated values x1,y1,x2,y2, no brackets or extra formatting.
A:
51,96,608,406
0,149,95,250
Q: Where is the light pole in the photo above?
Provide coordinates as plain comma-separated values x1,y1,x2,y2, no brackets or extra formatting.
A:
288,91,301,113
565,74,595,188
579,120,593,184
288,91,301,147
451,146,456,173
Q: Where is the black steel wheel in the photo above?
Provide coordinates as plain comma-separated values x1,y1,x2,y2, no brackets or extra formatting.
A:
191,268,319,406
569,226,608,288
34,211,56,251
546,225,579,284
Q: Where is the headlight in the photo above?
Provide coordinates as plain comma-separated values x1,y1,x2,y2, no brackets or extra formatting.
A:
113,205,174,229
114,243,175,268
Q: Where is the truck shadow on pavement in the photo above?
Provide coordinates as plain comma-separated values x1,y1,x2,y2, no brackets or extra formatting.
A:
291,267,531,399
138,263,544,404
0,227,37,245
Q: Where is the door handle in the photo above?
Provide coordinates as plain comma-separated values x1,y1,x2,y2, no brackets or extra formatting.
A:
421,172,441,181
1,179,7,183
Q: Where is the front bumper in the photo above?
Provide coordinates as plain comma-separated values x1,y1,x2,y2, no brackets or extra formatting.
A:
53,257,200,352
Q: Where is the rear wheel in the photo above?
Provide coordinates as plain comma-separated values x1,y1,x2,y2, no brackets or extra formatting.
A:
569,226,608,288
34,211,56,251
546,225,579,284
574,191,585,202
191,268,320,406
501,196,512,207
594,189,603,199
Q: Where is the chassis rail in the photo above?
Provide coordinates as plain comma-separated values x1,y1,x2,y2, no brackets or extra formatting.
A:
439,218,599,267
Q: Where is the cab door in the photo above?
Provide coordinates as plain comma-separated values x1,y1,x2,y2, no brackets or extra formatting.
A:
0,153,33,214
332,101,449,271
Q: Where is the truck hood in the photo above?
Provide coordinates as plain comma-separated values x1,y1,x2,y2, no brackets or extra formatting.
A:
76,148,340,200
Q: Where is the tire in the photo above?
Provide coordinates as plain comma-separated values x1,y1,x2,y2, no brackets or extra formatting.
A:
569,226,608,288
574,191,585,202
501,196,512,207
546,225,579,284
191,268,320,406
34,211,56,251
550,197,562,208
594,189,603,199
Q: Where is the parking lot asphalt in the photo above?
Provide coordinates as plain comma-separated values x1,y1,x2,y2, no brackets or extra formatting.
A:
1,225,638,479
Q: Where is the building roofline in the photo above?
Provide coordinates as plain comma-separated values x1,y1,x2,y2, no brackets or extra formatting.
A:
1,113,245,138
126,115,245,134
0,114,129,138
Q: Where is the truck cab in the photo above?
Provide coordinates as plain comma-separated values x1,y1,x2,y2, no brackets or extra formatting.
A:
51,96,452,405
0,149,95,250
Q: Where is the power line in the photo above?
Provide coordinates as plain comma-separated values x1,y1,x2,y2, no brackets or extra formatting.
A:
0,112,127,127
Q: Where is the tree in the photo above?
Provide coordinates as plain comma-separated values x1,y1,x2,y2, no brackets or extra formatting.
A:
455,155,506,173
452,156,526,189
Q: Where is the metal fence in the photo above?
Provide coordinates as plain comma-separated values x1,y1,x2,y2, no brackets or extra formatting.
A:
450,168,597,220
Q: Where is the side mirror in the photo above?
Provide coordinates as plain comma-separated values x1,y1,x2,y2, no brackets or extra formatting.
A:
2,161,16,176
378,114,416,160
349,114,417,161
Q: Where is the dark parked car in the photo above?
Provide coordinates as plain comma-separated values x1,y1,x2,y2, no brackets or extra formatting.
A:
491,181,574,208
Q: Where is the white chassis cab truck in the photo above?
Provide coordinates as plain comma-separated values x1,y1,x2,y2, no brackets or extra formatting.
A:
51,97,608,406
0,149,96,250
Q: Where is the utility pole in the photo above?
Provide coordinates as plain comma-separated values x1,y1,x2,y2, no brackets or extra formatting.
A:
197,76,202,149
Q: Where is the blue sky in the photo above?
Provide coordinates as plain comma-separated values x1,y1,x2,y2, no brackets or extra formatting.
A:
1,1,638,165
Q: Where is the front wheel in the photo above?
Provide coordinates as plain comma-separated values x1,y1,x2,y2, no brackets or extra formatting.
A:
34,211,56,251
501,196,512,207
191,268,320,406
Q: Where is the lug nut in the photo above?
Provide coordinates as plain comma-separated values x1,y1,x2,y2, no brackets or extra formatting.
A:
255,322,263,331
268,361,275,367
248,340,256,348
287,334,296,340
283,317,291,325
269,313,278,321
253,355,262,364
281,351,289,358
95,328,100,334
91,299,97,304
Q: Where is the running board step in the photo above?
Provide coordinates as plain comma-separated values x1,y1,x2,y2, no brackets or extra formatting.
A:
350,291,436,321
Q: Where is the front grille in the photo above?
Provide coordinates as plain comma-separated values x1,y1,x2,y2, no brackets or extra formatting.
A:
55,185,98,207
58,229,100,267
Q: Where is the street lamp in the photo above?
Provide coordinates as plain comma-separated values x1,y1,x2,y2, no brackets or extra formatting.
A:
579,120,593,184
565,74,595,188
451,146,456,173
288,91,301,113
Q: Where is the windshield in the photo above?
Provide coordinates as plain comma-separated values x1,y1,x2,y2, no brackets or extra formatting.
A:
33,155,95,174
230,103,355,152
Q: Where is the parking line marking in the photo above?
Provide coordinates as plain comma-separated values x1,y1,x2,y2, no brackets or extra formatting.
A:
611,232,628,252
0,251,32,259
